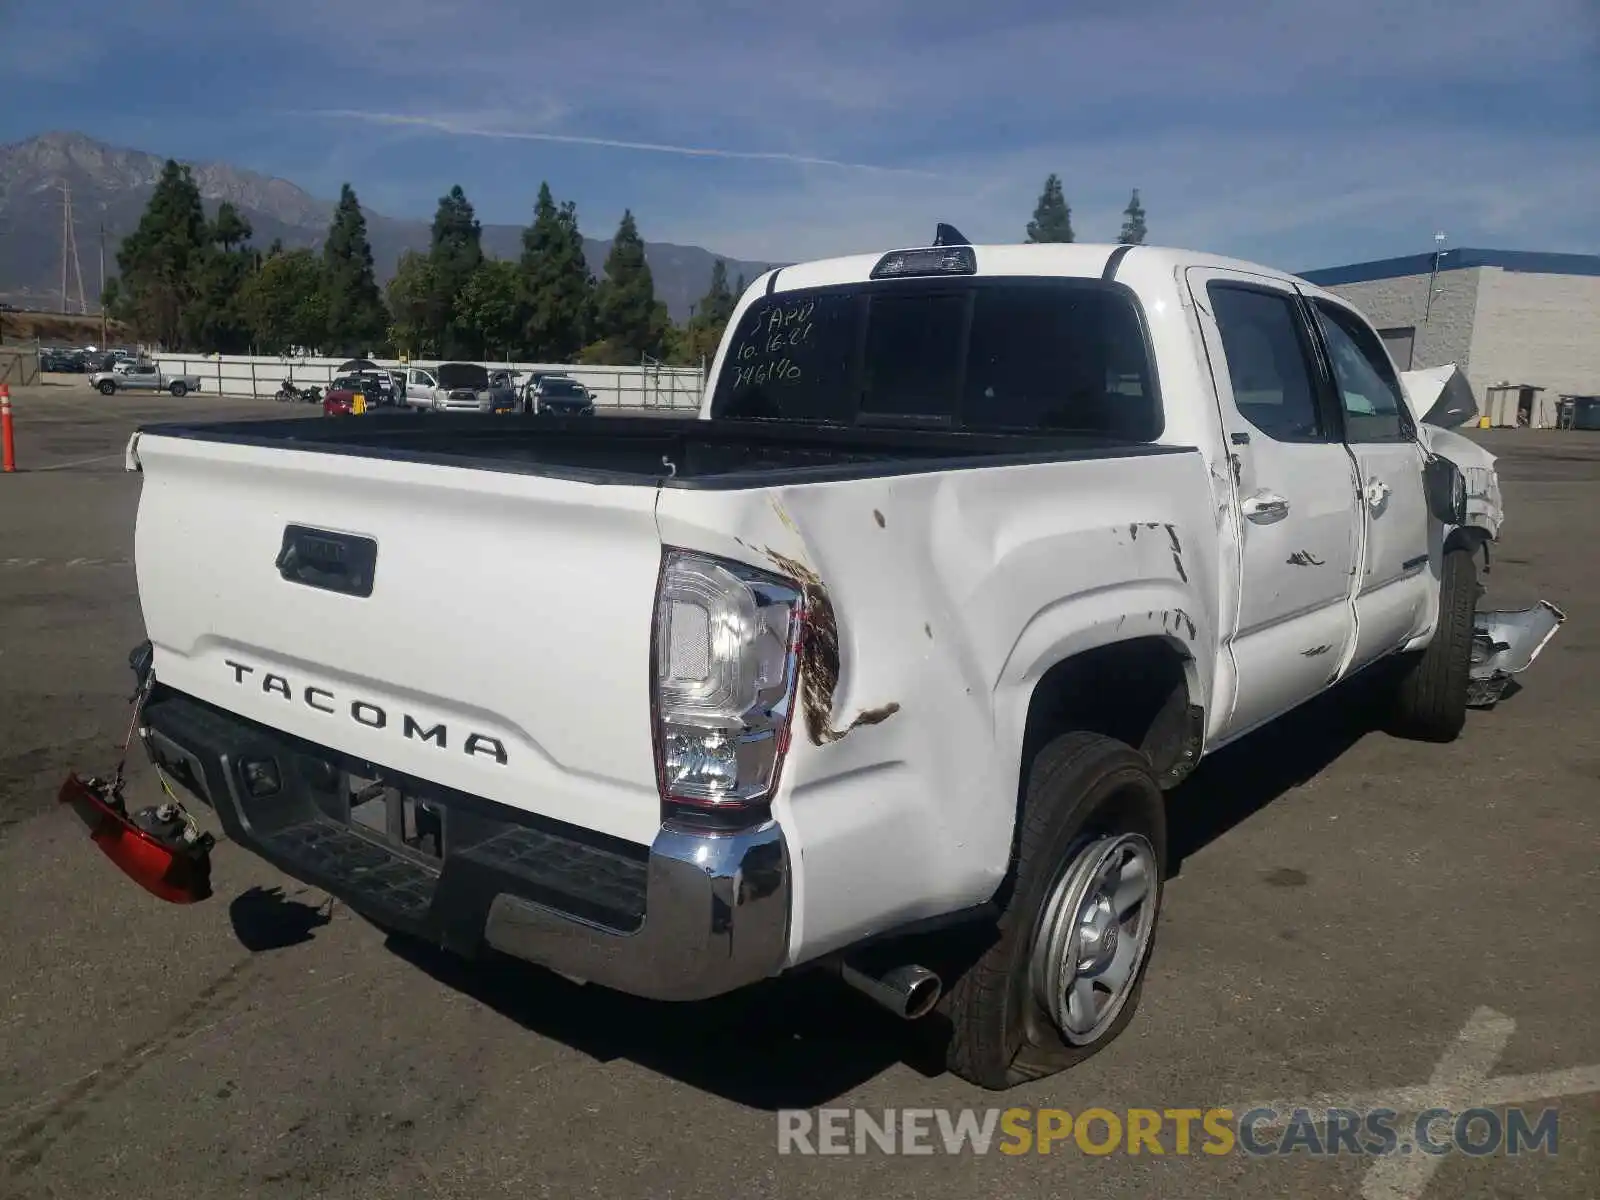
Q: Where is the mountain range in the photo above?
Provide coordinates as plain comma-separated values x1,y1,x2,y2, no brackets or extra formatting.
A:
0,132,780,320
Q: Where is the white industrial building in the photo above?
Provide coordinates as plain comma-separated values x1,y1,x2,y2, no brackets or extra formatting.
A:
1300,249,1600,426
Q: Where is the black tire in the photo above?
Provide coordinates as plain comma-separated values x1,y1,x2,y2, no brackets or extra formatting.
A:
97,379,116,396
941,732,1166,1090
1388,546,1480,742
169,381,187,397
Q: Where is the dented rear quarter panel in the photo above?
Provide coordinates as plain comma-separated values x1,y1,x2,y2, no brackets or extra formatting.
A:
654,448,1220,964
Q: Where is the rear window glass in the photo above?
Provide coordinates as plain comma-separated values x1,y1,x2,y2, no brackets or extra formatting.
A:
711,279,1160,439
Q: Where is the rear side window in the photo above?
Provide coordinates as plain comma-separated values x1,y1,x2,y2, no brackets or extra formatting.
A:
1207,284,1325,442
712,280,1160,440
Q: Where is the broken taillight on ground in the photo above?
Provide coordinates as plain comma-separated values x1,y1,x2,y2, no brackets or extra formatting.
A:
59,772,214,904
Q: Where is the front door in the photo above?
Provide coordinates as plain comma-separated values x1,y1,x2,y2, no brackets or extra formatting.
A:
1186,269,1363,741
1305,295,1434,672
407,370,435,407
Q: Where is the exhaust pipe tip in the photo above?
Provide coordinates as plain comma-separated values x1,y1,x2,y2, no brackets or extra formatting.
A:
839,960,942,1020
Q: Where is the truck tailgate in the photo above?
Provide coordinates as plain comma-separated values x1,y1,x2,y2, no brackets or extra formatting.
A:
132,433,665,845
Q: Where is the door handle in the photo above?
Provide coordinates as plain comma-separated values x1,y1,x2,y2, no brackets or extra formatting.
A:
1241,492,1290,524
1365,477,1391,509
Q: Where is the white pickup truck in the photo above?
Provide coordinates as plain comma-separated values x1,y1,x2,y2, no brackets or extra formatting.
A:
111,237,1561,1090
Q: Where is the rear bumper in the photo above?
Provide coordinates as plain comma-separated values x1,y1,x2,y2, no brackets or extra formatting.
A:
138,687,791,1000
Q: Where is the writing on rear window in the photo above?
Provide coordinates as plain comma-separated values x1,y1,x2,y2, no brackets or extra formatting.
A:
712,279,1161,440
730,300,818,389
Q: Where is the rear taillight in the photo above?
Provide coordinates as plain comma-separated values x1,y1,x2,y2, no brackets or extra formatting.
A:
652,549,803,816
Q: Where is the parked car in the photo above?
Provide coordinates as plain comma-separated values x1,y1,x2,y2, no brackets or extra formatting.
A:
403,362,518,413
527,375,596,416
89,361,201,396
351,370,399,406
322,375,371,416
40,348,82,372
102,237,1565,1093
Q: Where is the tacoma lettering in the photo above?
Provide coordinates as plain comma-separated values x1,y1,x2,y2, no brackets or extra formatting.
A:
223,661,507,765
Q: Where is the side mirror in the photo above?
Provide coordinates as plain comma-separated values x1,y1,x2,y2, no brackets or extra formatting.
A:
1423,454,1468,526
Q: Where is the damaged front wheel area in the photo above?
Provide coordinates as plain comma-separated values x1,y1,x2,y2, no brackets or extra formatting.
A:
1388,546,1481,743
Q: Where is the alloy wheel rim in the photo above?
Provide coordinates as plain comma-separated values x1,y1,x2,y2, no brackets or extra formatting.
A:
1030,831,1159,1045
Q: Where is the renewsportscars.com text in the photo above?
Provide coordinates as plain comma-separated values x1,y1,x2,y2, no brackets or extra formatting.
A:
777,1106,1560,1157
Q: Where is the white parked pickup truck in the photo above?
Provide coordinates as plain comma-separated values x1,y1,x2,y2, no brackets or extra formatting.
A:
111,236,1561,1090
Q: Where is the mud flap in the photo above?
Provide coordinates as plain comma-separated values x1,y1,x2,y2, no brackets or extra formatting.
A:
1467,601,1566,708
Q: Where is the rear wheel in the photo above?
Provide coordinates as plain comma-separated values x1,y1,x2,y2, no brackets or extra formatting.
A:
97,379,116,396
169,381,187,397
1388,546,1480,742
941,732,1166,1090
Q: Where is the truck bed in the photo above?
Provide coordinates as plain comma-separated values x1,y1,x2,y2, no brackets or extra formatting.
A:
134,413,1192,488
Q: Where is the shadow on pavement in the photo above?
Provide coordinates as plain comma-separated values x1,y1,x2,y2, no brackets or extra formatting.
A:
1164,675,1385,877
229,885,333,952
386,934,944,1110
382,674,1397,1107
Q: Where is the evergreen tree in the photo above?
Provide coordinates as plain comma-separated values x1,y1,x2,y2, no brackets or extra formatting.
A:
322,184,389,355
680,258,737,364
386,250,440,358
243,248,327,353
1119,189,1148,245
457,258,525,359
700,259,736,327
518,182,594,361
428,185,484,356
184,201,256,352
114,159,210,347
1026,174,1074,243
590,210,659,362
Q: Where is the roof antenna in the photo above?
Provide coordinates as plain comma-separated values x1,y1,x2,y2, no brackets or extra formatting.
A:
933,223,970,247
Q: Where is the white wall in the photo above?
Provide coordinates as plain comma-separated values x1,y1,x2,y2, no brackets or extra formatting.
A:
149,354,707,410
1467,269,1600,401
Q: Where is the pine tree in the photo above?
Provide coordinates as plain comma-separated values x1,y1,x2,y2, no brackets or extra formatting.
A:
428,185,484,357
322,184,389,356
184,202,256,353
700,259,736,327
1119,189,1148,245
386,250,439,358
680,258,737,364
518,182,594,361
457,259,524,359
591,210,660,362
114,159,210,347
1026,174,1074,244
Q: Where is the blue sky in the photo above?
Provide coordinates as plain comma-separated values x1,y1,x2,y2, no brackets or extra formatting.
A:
3,0,1596,269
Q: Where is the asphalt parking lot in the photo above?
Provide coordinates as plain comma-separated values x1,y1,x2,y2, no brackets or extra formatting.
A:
1,381,1596,1199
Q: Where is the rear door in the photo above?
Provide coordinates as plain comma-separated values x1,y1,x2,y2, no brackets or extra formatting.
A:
125,363,159,390
1305,296,1433,671
1186,268,1362,740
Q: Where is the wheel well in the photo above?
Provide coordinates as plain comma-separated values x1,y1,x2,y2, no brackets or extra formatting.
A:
1021,638,1201,791
1444,525,1490,557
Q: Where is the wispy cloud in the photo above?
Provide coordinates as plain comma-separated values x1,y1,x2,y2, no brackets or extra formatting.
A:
305,110,938,175
2,0,1595,272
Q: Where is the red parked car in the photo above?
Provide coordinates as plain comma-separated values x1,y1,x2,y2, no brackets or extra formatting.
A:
323,375,365,416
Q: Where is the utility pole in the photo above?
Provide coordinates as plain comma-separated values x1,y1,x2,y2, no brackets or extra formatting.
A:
1423,230,1448,325
58,182,87,315
99,223,108,345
